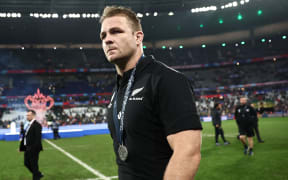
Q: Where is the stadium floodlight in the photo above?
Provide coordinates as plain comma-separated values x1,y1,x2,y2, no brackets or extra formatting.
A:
52,13,59,18
169,47,173,50
191,6,217,13
219,19,224,24
257,10,263,16
168,12,174,16
179,45,183,49
202,44,206,48
137,13,143,18
233,1,238,7
63,14,67,19
282,35,287,39
221,6,225,9
245,0,249,3
162,46,166,49
240,0,245,5
145,13,150,16
237,13,243,20
11,13,17,18
153,12,158,16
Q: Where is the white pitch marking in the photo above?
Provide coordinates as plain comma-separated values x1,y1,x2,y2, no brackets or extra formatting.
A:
74,176,118,180
45,139,110,180
202,133,237,138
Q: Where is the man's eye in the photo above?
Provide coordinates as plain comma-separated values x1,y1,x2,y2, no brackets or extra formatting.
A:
100,34,106,40
111,30,122,34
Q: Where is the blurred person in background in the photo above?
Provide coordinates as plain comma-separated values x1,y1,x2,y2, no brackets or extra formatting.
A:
52,120,61,140
212,103,230,146
250,103,264,143
19,110,44,180
235,97,256,156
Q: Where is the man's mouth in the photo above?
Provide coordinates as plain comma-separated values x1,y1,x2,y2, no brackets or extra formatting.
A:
107,48,116,53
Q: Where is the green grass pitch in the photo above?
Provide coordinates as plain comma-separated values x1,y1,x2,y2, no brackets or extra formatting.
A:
0,117,287,180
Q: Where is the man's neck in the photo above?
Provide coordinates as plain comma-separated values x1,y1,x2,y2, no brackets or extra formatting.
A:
115,50,143,77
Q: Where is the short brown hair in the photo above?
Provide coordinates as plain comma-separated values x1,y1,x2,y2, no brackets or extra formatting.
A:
100,6,142,32
27,109,36,115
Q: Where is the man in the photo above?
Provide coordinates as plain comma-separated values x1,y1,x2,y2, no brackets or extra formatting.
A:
211,103,230,146
251,103,264,143
234,97,255,156
52,120,61,140
19,110,43,180
100,6,202,179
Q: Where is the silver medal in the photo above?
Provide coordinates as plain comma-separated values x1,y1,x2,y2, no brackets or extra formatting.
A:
118,144,128,161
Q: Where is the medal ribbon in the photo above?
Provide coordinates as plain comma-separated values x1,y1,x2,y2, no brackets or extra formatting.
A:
113,55,144,145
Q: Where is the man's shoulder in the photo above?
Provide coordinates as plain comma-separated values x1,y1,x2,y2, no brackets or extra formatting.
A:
147,55,187,80
32,120,42,128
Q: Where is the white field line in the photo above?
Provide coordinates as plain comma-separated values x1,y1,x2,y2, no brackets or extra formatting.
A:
74,176,118,180
45,139,110,180
202,133,237,138
82,176,118,180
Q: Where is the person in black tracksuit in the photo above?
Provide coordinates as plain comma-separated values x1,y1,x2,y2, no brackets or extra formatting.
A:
235,97,256,156
251,104,264,143
212,103,230,146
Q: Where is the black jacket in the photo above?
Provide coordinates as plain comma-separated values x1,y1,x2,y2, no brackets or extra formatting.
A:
19,120,43,152
212,108,221,126
234,104,257,125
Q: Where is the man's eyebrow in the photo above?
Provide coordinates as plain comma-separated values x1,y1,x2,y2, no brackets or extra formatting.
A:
100,27,124,40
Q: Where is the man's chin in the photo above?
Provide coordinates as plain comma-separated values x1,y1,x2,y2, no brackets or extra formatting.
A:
107,55,125,64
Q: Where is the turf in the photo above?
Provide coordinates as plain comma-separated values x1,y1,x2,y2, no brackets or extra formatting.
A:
0,117,287,180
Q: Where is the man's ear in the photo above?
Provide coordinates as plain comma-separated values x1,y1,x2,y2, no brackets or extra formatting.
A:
135,31,144,45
